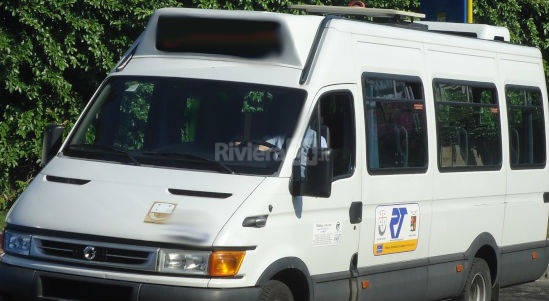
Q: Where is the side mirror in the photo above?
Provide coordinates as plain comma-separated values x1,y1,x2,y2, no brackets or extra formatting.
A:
41,124,65,166
290,148,333,198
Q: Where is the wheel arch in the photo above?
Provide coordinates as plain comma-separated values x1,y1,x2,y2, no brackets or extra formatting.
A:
256,257,313,301
464,232,501,286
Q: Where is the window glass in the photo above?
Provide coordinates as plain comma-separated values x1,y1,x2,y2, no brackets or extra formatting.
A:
300,92,355,179
363,76,428,173
66,76,306,175
506,87,545,168
434,81,501,170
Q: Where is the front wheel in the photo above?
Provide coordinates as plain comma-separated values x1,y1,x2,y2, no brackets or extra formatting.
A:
259,280,294,301
459,258,492,301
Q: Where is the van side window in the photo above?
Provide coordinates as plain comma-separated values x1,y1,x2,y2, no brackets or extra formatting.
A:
300,91,355,179
363,74,428,174
434,80,502,171
506,86,546,169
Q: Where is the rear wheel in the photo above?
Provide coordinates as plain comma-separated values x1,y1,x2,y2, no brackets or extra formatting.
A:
259,280,295,301
459,258,492,301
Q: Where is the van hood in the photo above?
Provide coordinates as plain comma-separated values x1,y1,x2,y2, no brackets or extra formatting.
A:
8,157,265,247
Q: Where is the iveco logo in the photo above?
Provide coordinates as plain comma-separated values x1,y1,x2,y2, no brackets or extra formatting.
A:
83,246,97,261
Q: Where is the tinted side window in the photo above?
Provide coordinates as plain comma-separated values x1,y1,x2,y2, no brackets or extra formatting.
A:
363,74,428,174
300,92,356,179
506,86,546,168
434,81,502,171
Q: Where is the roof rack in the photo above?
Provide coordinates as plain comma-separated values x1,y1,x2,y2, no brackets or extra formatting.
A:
417,21,511,42
289,4,425,20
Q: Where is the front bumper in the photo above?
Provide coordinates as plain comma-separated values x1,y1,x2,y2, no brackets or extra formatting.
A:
0,262,261,301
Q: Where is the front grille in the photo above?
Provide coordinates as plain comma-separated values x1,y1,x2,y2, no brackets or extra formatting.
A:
31,236,158,271
39,239,150,265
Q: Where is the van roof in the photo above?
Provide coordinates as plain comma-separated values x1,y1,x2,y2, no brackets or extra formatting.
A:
121,7,541,81
134,8,323,68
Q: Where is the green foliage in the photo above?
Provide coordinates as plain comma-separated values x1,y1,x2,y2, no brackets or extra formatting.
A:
0,0,547,209
242,91,274,113
0,0,181,209
475,0,549,80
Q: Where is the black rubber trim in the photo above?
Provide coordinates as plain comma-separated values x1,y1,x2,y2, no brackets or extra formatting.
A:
45,175,90,185
544,192,549,203
429,252,466,265
500,240,549,254
500,244,549,288
357,253,466,277
256,257,313,301
168,188,232,199
358,258,429,276
6,224,256,252
311,270,351,283
299,15,339,85
0,262,37,300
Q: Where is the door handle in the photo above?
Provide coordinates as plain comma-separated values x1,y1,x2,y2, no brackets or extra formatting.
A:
349,202,363,224
544,192,549,203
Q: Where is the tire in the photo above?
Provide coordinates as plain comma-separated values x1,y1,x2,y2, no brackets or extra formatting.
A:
259,280,295,301
458,258,492,301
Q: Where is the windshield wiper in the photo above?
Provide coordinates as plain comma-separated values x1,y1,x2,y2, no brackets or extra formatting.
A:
67,144,140,166
139,151,234,174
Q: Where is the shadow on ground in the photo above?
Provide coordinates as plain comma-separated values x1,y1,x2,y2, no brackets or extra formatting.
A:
501,277,549,301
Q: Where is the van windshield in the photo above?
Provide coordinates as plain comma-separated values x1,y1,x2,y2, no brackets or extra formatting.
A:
64,76,306,175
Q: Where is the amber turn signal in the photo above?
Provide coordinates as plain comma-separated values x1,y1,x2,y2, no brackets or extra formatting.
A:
209,251,246,277
532,252,539,260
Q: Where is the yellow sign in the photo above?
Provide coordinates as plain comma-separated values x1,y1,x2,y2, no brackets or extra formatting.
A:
373,239,418,256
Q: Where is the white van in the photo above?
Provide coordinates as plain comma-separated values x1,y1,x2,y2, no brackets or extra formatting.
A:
1,5,548,301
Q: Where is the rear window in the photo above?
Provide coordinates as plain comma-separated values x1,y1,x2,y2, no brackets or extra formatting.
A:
156,16,283,58
506,86,546,169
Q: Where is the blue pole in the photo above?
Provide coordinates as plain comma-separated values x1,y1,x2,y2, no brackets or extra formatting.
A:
463,0,467,23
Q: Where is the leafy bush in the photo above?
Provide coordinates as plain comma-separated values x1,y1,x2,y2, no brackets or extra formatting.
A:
0,0,547,209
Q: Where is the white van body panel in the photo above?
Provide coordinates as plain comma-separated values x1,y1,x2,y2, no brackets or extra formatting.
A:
9,156,264,247
119,57,305,90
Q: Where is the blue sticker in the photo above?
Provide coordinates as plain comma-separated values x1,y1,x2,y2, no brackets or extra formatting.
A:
376,245,383,254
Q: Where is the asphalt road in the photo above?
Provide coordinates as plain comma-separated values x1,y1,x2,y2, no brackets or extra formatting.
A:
500,275,549,301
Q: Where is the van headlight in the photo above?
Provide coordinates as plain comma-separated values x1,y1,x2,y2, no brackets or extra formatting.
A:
4,231,32,256
157,249,246,276
158,249,210,275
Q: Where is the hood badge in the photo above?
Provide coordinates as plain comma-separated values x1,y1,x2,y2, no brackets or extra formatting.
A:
83,246,97,261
